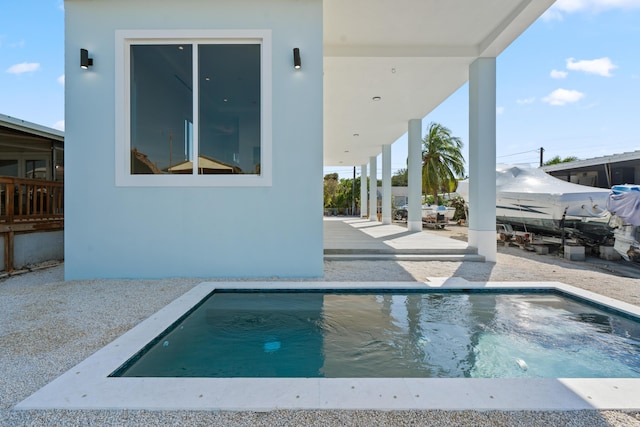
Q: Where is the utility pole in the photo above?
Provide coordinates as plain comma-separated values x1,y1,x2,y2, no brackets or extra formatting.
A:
539,147,544,167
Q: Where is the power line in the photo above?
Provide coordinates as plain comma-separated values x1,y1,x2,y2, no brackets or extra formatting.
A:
497,149,540,158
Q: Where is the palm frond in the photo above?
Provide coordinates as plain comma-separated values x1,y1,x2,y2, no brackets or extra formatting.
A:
421,122,466,203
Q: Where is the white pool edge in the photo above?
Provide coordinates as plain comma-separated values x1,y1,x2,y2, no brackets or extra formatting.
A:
16,280,640,411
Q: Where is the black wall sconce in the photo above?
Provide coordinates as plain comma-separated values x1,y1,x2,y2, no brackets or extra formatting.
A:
80,48,93,69
293,48,301,69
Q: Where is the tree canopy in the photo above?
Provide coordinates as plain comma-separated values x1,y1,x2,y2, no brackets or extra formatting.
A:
391,168,408,186
543,155,579,166
421,122,465,204
323,173,361,213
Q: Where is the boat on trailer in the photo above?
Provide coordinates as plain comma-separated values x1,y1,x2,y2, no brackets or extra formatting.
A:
421,205,456,229
457,165,613,244
607,185,640,262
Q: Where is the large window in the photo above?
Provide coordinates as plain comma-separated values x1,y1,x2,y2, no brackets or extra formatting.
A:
116,30,272,186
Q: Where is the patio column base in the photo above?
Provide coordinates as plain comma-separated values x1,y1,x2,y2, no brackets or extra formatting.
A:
407,220,422,232
468,229,496,262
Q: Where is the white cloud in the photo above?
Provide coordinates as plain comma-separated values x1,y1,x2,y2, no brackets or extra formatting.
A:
0,37,26,49
566,57,617,77
6,62,40,75
58,74,65,86
52,120,65,131
542,88,585,106
9,40,25,49
541,8,564,21
550,69,568,79
517,97,536,105
542,0,640,20
496,106,505,115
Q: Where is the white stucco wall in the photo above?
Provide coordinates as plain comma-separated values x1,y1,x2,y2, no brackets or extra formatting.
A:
64,0,323,279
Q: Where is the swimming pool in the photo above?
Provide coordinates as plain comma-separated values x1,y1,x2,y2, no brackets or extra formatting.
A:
16,280,640,411
112,290,640,379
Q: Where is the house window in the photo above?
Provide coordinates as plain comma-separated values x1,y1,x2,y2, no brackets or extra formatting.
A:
25,159,47,179
116,30,272,186
0,155,50,180
0,160,18,177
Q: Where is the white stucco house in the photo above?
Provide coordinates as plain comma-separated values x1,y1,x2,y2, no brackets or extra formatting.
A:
64,0,554,279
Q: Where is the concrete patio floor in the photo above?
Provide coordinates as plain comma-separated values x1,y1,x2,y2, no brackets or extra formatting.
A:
323,217,484,261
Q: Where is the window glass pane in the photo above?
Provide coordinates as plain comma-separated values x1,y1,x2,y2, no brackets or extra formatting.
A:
26,159,47,179
130,44,193,174
0,160,18,177
198,44,261,175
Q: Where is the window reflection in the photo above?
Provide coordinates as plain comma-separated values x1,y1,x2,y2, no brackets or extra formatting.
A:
199,44,261,175
130,44,193,174
130,43,261,176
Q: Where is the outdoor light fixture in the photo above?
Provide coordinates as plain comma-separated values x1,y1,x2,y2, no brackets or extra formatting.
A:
293,48,301,69
80,49,93,69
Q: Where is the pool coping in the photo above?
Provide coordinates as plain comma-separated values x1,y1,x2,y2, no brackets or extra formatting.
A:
15,279,640,411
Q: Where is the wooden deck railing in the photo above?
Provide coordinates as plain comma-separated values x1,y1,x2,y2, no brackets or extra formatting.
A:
0,177,64,224
0,177,64,272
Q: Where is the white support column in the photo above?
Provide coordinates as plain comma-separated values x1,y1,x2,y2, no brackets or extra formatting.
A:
407,119,422,232
369,155,378,221
381,144,392,224
360,164,368,218
468,57,497,262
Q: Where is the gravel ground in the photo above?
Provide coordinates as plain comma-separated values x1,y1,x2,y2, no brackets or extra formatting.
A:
2,232,640,426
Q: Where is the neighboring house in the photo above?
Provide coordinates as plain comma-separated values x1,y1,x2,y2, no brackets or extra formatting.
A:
0,114,64,182
378,186,408,208
542,151,640,189
64,0,552,279
0,114,64,272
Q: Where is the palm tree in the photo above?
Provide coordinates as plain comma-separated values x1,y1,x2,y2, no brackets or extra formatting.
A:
421,122,465,204
543,155,579,166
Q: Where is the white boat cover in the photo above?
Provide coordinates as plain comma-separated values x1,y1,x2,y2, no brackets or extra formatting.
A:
458,165,611,218
607,188,640,226
494,165,608,197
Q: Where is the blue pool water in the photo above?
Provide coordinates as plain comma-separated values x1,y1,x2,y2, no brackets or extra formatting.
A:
113,291,640,378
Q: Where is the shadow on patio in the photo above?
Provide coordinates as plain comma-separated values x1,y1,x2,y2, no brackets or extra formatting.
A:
323,217,483,261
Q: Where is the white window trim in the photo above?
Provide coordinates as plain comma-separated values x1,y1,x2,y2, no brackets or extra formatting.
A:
115,29,272,187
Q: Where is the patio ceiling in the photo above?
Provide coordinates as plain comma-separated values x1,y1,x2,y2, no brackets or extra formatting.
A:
323,0,555,168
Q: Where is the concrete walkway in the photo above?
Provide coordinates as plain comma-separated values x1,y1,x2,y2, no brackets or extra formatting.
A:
323,217,484,261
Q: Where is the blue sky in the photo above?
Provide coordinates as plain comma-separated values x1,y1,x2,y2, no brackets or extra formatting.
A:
1,1,639,179
1,1,65,131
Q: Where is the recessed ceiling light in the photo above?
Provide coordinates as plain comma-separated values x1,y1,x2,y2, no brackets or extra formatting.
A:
372,96,381,101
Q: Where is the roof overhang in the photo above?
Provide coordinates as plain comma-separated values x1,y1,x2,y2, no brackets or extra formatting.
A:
0,113,64,142
323,0,555,167
542,151,640,172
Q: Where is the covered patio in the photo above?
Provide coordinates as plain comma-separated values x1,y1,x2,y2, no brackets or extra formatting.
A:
322,0,555,262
